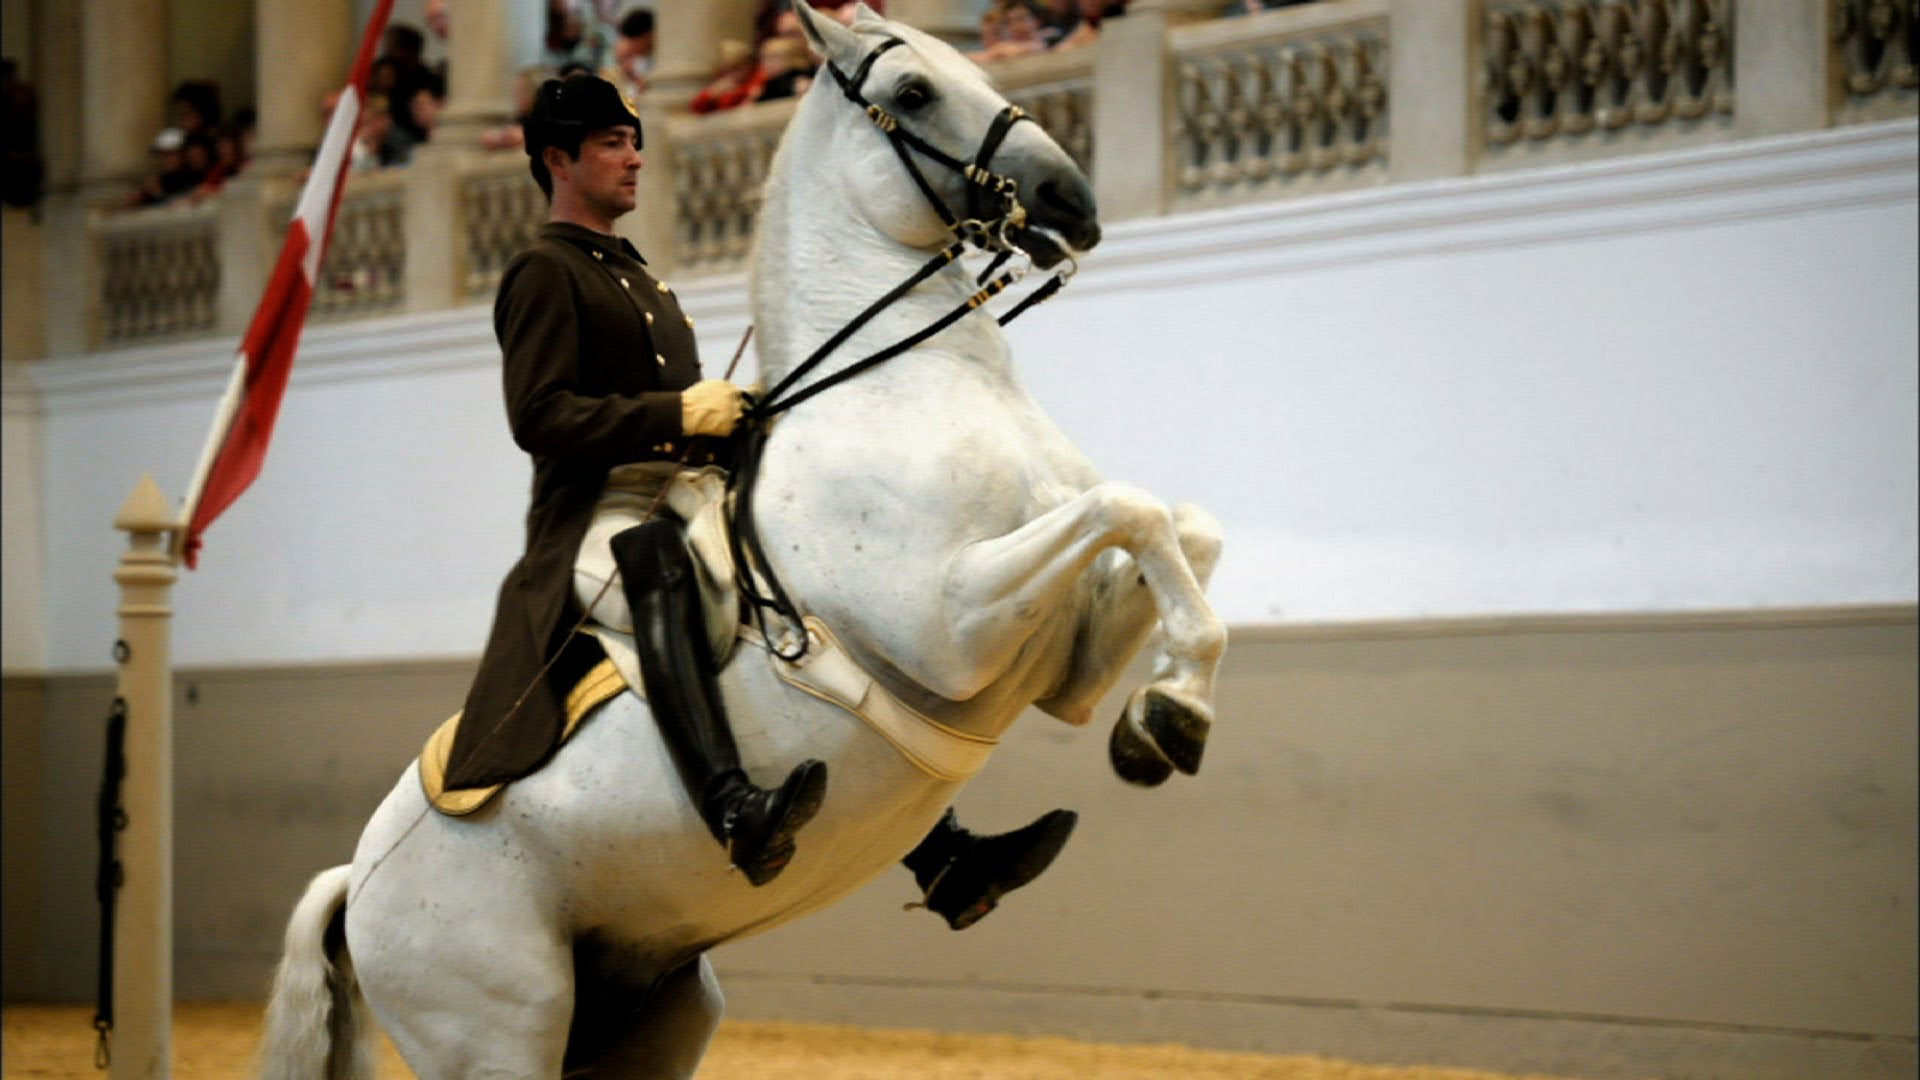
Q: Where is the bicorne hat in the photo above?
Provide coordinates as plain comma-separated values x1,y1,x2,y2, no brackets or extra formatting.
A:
523,73,643,154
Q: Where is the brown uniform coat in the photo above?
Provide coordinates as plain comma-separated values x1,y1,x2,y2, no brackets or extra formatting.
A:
445,221,709,790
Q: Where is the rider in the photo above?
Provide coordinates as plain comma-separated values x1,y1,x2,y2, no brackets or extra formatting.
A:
448,73,1076,920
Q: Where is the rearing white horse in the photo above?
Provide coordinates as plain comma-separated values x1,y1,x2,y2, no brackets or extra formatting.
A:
260,5,1225,1077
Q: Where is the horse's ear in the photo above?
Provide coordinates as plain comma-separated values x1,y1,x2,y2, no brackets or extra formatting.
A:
793,1,861,69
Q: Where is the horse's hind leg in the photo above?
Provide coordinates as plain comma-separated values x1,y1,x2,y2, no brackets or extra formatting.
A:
567,955,723,1079
1036,502,1223,726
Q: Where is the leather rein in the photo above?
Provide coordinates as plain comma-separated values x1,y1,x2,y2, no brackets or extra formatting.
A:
730,36,1078,661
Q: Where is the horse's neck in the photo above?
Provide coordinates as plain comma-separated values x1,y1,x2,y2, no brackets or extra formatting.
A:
750,136,1001,397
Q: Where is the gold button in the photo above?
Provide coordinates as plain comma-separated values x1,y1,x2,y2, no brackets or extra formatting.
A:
592,250,603,260
656,281,670,293
645,311,654,325
663,441,675,454
620,277,630,288
685,315,695,329
655,353,666,367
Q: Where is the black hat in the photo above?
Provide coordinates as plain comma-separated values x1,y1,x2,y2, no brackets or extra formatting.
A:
523,73,643,154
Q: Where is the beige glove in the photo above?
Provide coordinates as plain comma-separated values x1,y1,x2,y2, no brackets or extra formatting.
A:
680,379,746,437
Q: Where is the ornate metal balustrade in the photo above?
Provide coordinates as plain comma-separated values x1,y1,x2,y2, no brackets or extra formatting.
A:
272,170,408,321
461,162,547,301
1833,0,1919,121
991,49,1096,173
1480,0,1735,161
94,202,220,345
667,99,795,276
1169,2,1390,212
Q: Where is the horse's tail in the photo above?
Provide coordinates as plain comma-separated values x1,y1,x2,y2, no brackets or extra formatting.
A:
259,865,374,1080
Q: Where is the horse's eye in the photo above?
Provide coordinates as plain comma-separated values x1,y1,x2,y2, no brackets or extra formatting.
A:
896,83,933,112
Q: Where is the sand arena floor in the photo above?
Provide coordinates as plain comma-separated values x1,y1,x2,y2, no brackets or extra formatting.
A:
3,1002,1584,1079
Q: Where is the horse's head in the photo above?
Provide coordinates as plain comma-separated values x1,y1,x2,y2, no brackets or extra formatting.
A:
792,2,1101,269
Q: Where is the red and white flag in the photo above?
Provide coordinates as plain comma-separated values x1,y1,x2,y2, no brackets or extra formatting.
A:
176,0,393,569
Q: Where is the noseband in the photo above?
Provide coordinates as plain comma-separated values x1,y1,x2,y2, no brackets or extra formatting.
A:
729,36,1079,661
828,37,1034,252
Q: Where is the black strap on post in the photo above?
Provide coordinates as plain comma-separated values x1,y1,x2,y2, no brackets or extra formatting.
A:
93,692,130,1069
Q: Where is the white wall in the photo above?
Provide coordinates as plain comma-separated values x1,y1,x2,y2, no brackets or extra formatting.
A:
8,120,1916,673
2,361,47,671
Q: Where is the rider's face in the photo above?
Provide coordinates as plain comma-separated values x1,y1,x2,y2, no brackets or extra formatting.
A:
561,125,643,218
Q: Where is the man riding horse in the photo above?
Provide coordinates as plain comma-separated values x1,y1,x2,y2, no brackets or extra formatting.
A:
443,72,1074,925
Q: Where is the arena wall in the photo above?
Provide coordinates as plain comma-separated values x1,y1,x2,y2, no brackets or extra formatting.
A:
3,121,1915,1079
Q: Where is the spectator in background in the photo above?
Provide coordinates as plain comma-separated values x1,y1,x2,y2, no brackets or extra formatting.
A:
382,24,437,147
544,0,615,72
170,80,223,140
689,39,764,114
374,76,444,167
971,1,1050,63
755,36,813,102
612,8,655,98
125,127,202,207
1,58,45,209
1053,0,1127,51
189,106,255,201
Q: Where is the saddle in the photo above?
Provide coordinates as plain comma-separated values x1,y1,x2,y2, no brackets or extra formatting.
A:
419,471,1001,816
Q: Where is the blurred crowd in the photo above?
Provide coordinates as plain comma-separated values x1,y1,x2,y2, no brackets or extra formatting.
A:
36,0,1332,213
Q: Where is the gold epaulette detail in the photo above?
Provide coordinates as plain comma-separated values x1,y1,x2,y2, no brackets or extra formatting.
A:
420,658,626,816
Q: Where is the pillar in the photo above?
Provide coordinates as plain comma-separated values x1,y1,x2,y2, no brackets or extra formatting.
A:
79,0,171,190
1388,0,1474,183
1092,0,1215,223
435,0,514,148
648,0,760,110
253,0,354,174
109,474,178,1080
1735,0,1833,137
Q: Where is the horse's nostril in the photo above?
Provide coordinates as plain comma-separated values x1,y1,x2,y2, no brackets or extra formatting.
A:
1037,178,1094,220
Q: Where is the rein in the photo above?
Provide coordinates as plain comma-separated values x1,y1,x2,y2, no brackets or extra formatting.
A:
729,36,1078,661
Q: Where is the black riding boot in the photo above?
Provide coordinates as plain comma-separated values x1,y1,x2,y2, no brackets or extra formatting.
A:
612,519,827,887
902,807,1079,930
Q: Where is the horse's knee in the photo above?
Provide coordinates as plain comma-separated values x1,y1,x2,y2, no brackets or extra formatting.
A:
1172,503,1223,582
1092,482,1172,546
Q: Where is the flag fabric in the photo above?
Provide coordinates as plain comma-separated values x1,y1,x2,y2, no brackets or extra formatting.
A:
177,0,394,569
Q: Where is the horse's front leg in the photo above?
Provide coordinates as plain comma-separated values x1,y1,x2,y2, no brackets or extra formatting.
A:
1034,502,1223,726
939,483,1226,778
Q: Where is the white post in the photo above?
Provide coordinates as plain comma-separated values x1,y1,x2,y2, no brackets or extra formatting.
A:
109,474,177,1080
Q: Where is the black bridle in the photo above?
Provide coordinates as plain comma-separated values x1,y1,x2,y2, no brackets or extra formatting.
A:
727,35,1078,661
827,36,1034,252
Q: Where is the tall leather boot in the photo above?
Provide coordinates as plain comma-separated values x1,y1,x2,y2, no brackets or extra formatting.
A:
612,519,827,887
902,807,1079,930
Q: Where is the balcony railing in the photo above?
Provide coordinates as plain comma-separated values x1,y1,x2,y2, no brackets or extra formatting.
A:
40,0,1916,354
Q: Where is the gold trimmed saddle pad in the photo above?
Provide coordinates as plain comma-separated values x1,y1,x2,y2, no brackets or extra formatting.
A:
419,658,627,816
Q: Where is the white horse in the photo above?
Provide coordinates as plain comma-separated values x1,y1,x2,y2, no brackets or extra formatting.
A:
260,5,1225,1077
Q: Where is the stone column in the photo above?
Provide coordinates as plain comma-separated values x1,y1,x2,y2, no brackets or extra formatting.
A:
614,98,679,277
253,0,354,175
1092,0,1215,223
1734,0,1832,138
435,0,514,148
109,474,179,1080
889,0,991,48
79,0,171,190
1387,0,1474,183
648,0,760,110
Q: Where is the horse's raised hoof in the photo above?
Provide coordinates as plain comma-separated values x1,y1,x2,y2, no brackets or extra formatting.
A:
1141,687,1209,776
1109,704,1174,787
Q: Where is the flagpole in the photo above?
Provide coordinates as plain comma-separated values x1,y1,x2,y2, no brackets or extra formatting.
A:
171,354,248,564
